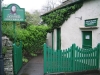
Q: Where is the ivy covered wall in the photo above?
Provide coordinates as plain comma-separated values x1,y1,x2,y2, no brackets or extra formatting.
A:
41,0,84,32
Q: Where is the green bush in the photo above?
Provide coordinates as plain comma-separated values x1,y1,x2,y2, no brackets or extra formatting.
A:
25,25,48,53
2,23,48,56
2,23,14,40
22,56,28,63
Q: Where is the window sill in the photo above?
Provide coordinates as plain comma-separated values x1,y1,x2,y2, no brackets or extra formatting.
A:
79,26,99,29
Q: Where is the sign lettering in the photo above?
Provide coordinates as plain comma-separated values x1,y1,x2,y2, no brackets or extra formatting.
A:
2,4,25,22
85,18,98,27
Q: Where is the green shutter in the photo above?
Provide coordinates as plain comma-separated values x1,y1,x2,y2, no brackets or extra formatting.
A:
57,28,61,50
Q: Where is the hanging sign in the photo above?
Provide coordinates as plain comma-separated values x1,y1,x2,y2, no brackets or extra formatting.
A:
2,4,25,22
85,18,98,27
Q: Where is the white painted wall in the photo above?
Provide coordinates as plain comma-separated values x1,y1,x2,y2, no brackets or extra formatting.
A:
47,0,100,50
61,0,100,49
61,0,100,69
53,29,57,50
46,29,57,50
46,33,52,47
46,0,100,69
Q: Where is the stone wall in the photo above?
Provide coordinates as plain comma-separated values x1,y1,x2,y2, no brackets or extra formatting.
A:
2,36,13,75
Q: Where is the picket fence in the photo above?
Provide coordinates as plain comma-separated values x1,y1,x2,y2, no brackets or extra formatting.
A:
44,43,100,74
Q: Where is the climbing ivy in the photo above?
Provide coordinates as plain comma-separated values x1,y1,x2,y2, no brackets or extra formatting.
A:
41,1,83,32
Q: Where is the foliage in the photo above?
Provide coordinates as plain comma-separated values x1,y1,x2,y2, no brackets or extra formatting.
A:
22,56,28,63
25,11,41,25
2,23,48,56
41,1,83,32
2,22,14,40
22,25,48,54
2,46,7,55
20,22,28,29
30,53,37,57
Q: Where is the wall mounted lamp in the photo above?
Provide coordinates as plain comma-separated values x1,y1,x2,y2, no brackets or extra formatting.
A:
75,16,82,20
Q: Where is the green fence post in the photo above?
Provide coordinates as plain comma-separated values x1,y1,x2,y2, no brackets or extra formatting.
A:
72,44,76,72
97,43,100,69
20,41,23,69
44,43,47,74
13,22,16,43
13,41,23,75
13,43,17,75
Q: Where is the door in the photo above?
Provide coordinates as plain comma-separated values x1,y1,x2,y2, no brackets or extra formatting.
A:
82,31,92,49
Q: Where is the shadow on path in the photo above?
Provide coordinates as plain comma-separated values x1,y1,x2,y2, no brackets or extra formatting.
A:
18,55,43,75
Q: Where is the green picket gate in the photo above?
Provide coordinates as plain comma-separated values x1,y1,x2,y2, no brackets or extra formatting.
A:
13,41,23,75
44,43,100,74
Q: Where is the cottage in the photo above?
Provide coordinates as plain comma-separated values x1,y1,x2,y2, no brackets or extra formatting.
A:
42,0,100,74
42,0,100,50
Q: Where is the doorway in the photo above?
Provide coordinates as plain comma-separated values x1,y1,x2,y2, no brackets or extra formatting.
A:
82,31,92,49
57,28,61,50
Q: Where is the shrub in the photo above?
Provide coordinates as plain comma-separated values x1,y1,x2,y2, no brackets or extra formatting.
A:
2,23,48,56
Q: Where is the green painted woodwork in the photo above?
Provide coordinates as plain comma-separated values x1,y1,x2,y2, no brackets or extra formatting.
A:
44,43,47,73
13,41,23,75
57,28,61,50
44,43,100,74
82,31,92,49
2,4,25,22
13,22,16,43
85,18,98,27
52,31,53,49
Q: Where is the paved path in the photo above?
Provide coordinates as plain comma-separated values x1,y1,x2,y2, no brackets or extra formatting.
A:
18,55,100,75
18,55,43,75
